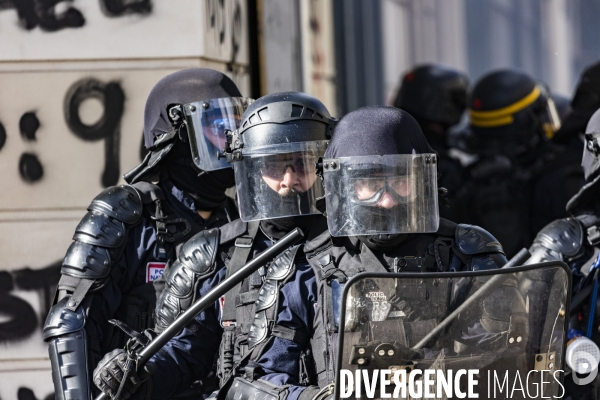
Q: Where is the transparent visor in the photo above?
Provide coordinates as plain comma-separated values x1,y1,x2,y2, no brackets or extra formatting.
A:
183,97,254,171
335,263,570,400
323,154,439,236
233,141,327,222
541,96,562,139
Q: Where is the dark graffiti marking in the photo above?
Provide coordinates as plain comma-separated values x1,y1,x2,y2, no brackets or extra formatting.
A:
207,0,226,45
0,262,61,343
0,0,153,32
0,121,6,151
205,0,244,74
17,387,54,400
100,0,152,17
230,0,242,64
19,152,44,183
17,112,45,182
20,112,40,141
0,0,84,32
64,78,125,188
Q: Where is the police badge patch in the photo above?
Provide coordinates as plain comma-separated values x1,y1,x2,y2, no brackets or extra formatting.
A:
146,262,166,282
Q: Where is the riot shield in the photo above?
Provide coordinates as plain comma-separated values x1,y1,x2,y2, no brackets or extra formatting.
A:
334,262,570,400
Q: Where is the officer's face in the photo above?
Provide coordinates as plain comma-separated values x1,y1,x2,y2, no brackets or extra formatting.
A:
260,152,317,195
354,176,413,209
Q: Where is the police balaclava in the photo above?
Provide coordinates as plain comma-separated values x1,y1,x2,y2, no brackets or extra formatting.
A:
325,106,435,249
137,68,241,210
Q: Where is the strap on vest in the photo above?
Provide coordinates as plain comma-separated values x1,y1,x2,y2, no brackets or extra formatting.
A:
221,221,260,324
271,324,310,346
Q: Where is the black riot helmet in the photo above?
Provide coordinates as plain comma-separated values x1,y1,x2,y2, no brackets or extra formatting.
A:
468,69,561,154
321,106,439,238
394,64,469,127
223,91,335,222
582,108,600,181
125,68,251,183
124,68,253,211
556,61,600,142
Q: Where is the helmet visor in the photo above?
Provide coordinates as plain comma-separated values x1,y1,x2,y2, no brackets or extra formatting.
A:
233,141,327,222
323,154,439,236
184,97,254,171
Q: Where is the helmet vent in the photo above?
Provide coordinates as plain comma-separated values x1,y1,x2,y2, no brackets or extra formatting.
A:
291,104,303,117
258,108,270,121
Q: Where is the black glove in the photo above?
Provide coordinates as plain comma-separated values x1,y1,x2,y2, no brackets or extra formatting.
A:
93,348,155,400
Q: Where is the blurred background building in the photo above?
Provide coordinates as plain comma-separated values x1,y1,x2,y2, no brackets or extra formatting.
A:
0,0,598,398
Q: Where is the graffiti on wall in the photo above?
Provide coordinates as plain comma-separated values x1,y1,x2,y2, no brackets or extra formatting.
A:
0,78,126,187
64,78,126,188
0,262,60,344
0,0,152,32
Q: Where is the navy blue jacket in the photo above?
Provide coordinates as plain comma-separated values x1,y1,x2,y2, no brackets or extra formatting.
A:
86,180,235,366
148,229,316,400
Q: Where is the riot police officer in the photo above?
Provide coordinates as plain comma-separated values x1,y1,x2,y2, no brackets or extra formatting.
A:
43,68,250,400
393,64,469,220
455,69,583,257
219,106,512,400
527,108,600,400
90,92,335,400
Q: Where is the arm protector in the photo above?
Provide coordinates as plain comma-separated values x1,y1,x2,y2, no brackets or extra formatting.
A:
526,218,584,264
44,185,143,400
154,228,220,332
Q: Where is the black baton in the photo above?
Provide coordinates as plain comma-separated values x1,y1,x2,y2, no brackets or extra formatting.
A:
95,227,305,400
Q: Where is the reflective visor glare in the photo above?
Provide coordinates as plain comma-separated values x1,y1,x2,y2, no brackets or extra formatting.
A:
323,154,439,236
185,97,254,171
233,141,327,222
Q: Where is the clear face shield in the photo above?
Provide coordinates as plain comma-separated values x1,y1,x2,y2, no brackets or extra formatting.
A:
233,140,327,222
334,262,570,400
323,154,439,237
181,97,254,171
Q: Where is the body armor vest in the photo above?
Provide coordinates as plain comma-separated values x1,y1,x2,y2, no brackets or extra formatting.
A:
302,219,507,387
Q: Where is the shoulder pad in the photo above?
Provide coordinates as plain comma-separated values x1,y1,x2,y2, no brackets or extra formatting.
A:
532,218,583,258
179,228,220,274
255,245,301,313
73,211,126,248
265,245,300,281
219,219,247,245
88,185,142,224
61,241,111,280
456,224,505,255
43,297,86,340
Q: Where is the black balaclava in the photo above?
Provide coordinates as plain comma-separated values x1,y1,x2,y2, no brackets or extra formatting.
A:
325,106,435,249
139,68,241,210
163,139,235,211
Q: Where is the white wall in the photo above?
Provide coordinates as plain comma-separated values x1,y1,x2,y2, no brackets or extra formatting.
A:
0,1,250,399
